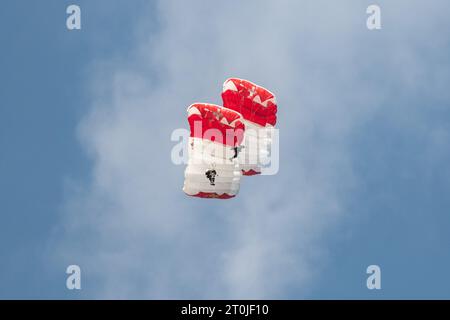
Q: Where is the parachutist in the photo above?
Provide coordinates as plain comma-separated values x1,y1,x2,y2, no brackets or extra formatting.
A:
231,146,244,160
205,169,217,186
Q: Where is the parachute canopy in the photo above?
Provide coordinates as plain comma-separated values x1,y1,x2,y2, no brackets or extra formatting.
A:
221,78,278,175
222,78,277,127
183,103,245,199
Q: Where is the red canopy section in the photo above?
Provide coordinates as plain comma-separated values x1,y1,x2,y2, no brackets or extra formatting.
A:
221,78,277,127
187,103,245,147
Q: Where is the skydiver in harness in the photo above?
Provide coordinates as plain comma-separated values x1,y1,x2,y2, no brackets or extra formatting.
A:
231,145,244,160
205,169,217,186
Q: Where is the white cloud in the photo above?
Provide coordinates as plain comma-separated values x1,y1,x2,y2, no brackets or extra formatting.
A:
53,0,450,298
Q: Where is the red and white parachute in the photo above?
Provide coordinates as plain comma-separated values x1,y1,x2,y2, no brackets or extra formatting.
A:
222,78,277,175
183,103,245,199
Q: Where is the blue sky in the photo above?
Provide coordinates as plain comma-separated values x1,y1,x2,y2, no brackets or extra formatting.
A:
0,0,449,299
